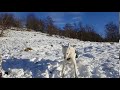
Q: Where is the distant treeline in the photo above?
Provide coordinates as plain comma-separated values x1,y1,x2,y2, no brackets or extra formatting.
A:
0,13,119,42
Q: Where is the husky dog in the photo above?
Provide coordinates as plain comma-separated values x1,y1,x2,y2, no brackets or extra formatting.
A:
61,43,78,78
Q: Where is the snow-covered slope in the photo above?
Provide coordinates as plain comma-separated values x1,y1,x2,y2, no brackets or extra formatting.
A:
0,29,119,78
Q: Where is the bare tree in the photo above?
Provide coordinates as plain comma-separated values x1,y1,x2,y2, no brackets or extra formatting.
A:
0,13,10,36
0,13,22,36
13,17,22,28
105,22,119,42
63,23,74,38
26,13,45,32
26,13,38,31
45,16,58,36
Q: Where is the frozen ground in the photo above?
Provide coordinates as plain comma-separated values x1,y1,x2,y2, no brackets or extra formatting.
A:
0,29,119,78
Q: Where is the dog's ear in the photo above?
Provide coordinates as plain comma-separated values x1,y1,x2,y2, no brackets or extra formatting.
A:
68,43,70,47
62,45,64,48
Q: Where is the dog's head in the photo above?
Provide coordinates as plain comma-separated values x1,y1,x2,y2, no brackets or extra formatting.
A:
62,43,71,60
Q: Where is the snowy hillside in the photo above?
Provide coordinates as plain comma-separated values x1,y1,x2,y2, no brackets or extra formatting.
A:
0,29,119,78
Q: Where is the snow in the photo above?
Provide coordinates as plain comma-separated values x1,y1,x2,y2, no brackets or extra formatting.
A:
0,29,120,78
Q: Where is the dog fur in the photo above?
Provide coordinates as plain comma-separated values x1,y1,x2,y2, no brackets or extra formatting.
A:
61,43,78,78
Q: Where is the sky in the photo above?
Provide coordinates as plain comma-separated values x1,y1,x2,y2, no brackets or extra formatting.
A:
0,12,119,37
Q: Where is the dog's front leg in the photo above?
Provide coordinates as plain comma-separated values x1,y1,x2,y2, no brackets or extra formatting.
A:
72,59,78,78
61,60,66,78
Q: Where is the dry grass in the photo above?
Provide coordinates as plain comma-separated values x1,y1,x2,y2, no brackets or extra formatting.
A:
24,47,33,52
26,29,32,31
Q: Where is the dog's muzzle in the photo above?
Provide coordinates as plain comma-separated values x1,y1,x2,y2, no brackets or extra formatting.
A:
64,56,70,61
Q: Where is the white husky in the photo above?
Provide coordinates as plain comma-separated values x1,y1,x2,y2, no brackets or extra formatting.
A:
61,43,78,78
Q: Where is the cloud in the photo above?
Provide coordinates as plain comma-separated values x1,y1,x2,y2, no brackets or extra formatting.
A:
72,16,81,20
53,18,64,22
45,12,66,26
46,12,84,27
0,12,84,27
55,22,66,25
47,12,65,19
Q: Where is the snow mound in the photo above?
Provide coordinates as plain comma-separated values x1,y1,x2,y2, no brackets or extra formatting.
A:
0,30,119,78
